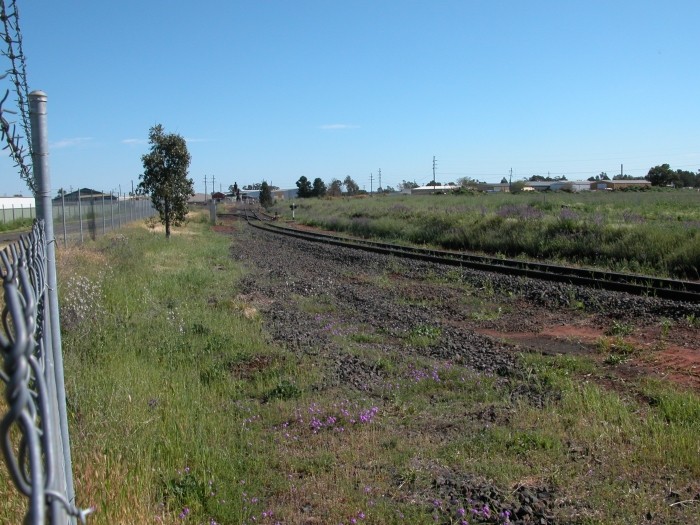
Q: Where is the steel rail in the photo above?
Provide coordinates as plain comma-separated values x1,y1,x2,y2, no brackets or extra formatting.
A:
242,218,700,303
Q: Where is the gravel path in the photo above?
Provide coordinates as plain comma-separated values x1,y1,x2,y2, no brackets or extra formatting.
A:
229,222,700,524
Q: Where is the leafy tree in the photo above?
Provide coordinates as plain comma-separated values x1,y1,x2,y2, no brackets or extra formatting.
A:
675,169,699,188
613,174,635,180
382,185,396,193
343,175,359,195
457,176,479,188
510,181,526,193
327,178,342,197
138,124,194,239
646,164,678,186
296,176,313,198
312,177,327,197
399,180,419,191
500,177,508,184
259,181,273,208
427,180,440,187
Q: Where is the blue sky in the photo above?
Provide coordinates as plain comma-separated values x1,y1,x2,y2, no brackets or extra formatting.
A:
2,0,699,196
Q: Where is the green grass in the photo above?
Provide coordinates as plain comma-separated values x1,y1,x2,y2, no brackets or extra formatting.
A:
271,190,700,278
2,213,699,524
0,216,33,232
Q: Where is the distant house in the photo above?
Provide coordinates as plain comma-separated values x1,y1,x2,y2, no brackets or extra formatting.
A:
272,189,299,201
523,181,554,192
0,196,35,208
550,181,591,192
52,188,117,202
0,196,35,223
591,179,651,191
476,183,510,193
411,185,451,195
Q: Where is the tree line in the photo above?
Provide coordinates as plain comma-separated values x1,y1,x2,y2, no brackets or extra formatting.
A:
645,164,700,187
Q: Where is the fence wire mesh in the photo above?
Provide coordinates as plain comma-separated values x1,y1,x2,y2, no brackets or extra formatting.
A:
0,221,91,524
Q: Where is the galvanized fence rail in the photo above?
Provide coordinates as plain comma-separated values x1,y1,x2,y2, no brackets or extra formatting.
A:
0,204,35,223
54,194,157,247
0,221,91,523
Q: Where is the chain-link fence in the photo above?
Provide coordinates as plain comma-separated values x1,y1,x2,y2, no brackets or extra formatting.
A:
0,203,35,223
0,221,91,524
52,195,157,247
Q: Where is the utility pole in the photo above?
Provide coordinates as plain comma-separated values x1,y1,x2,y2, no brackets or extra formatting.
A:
211,175,215,198
621,164,623,178
378,168,382,191
432,156,437,182
370,172,373,194
509,168,512,192
204,175,208,202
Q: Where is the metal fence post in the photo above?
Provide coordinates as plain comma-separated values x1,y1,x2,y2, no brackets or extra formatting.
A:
78,188,83,243
102,192,106,235
29,90,76,524
61,191,67,248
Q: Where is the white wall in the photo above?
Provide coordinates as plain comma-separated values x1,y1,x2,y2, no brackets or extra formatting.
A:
0,197,35,208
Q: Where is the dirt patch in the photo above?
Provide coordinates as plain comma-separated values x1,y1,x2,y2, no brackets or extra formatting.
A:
212,224,237,234
644,346,700,390
477,322,700,391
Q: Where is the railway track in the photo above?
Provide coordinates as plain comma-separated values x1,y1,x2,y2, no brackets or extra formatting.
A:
234,207,700,303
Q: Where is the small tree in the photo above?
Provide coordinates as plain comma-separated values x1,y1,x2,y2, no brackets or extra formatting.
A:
296,176,313,198
259,181,273,208
138,124,194,238
327,178,342,197
312,177,327,197
398,180,419,191
343,175,359,195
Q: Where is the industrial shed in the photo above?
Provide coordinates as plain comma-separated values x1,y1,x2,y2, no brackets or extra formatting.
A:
411,185,453,195
549,181,591,192
592,179,651,190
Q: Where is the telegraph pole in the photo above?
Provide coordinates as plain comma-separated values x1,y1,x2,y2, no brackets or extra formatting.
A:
370,172,374,194
378,168,382,191
204,174,208,202
509,168,512,192
432,156,437,182
211,175,215,198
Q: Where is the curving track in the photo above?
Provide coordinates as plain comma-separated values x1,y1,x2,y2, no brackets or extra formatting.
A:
229,203,700,303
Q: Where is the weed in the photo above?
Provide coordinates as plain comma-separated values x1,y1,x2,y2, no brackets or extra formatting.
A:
471,305,503,321
685,314,700,328
263,380,301,402
597,336,636,357
605,320,634,337
660,318,673,338
406,324,442,347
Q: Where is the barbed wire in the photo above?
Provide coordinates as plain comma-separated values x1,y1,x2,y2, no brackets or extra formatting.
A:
0,0,34,194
